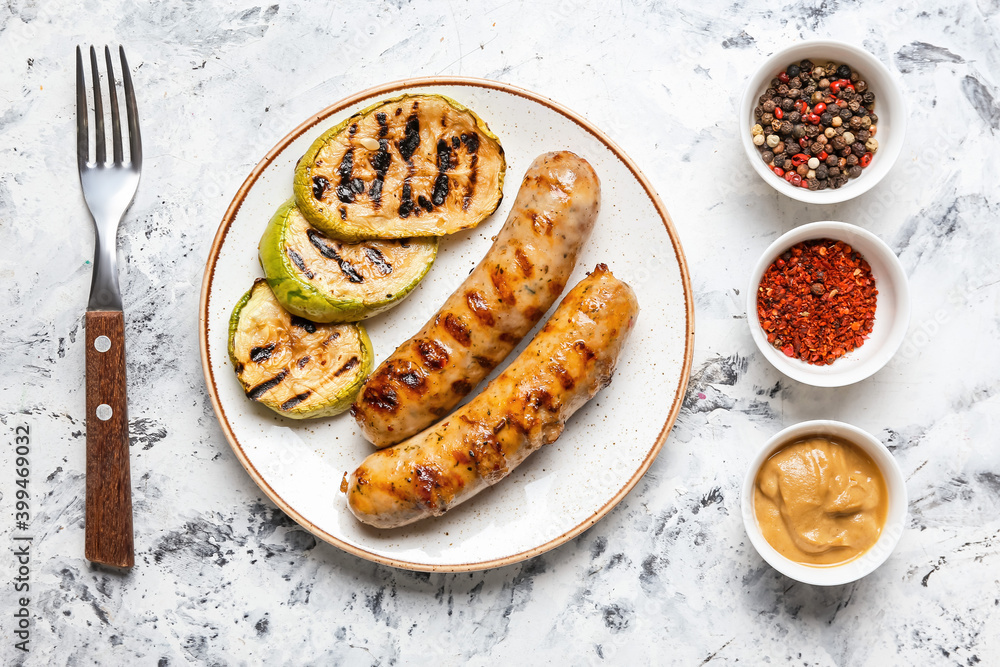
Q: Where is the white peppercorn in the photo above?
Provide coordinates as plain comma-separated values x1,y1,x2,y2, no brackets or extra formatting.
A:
766,134,780,148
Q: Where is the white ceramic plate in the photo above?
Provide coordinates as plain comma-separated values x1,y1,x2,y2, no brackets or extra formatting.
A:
199,78,693,572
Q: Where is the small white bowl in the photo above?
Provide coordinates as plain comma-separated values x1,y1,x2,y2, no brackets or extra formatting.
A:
741,420,907,586
746,221,910,387
739,39,906,204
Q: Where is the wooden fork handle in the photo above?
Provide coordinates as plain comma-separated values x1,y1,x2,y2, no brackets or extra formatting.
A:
85,310,134,568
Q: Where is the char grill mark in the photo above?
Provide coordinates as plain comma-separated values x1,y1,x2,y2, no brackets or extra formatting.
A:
397,112,421,219
312,175,329,200
363,384,398,412
287,248,314,280
490,267,516,305
334,356,360,377
513,247,534,278
413,465,443,508
338,206,347,219
250,343,275,363
280,391,312,411
442,313,472,347
290,316,318,334
398,172,415,219
460,133,480,211
451,379,472,395
247,369,288,400
336,149,366,203
364,247,393,275
417,339,449,370
307,229,365,283
465,290,495,326
397,113,421,161
549,362,576,390
369,112,392,208
432,138,452,206
573,340,596,360
531,211,553,236
392,363,427,391
297,355,311,368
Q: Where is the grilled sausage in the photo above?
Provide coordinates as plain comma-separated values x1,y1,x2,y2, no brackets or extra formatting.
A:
351,151,600,447
346,265,638,528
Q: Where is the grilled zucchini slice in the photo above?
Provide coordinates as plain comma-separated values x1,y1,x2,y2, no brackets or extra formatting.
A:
259,199,438,323
228,279,373,419
293,94,505,242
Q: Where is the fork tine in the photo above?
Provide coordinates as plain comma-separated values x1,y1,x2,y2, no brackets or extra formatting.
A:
119,46,141,167
104,46,123,164
89,46,106,164
76,46,89,167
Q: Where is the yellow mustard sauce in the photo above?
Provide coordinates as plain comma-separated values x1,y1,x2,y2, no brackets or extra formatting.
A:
754,436,888,566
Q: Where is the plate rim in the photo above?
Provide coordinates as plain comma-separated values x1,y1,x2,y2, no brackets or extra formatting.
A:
198,76,695,572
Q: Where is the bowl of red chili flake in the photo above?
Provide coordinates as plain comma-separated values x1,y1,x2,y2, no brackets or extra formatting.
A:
747,221,910,387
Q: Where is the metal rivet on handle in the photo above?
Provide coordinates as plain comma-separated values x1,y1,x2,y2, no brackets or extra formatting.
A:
96,404,113,421
94,335,111,352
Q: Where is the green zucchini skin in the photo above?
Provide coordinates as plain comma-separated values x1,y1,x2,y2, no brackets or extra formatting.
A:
259,199,438,323
293,94,505,242
227,279,373,419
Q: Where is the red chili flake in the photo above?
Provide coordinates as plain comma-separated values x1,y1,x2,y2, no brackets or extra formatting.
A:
756,238,878,365
773,166,785,177
860,152,873,167
778,71,790,84
775,106,784,119
818,150,829,161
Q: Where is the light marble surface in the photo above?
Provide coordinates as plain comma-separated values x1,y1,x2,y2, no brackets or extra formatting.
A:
1,0,998,664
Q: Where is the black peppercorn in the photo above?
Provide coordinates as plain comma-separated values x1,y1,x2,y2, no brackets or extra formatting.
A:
816,165,829,179
825,155,839,167
773,155,786,168
849,116,863,130
761,150,774,164
787,110,801,123
836,64,851,79
820,112,834,125
763,100,776,113
828,166,840,177
781,98,794,111
851,143,865,157
787,64,801,78
848,165,862,178
780,120,793,134
846,153,859,166
839,108,852,120
862,91,875,104
870,113,878,123
792,124,806,139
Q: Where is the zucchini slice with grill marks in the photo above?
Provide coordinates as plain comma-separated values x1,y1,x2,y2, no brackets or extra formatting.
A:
228,279,373,419
293,94,505,242
259,199,438,323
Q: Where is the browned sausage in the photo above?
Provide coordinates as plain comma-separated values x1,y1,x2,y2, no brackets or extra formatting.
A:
351,151,601,447
346,265,638,528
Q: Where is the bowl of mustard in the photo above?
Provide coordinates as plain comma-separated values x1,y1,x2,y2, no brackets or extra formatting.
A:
741,420,907,586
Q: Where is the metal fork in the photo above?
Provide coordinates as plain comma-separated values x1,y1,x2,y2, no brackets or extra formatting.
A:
76,45,141,569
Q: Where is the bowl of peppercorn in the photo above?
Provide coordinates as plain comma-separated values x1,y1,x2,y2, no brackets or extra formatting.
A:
747,221,910,387
740,40,906,203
